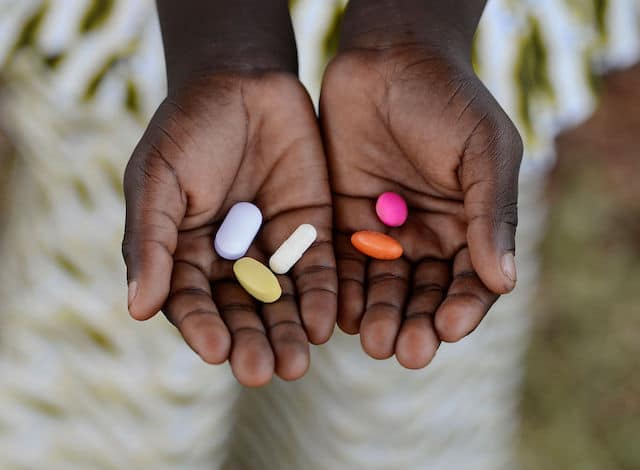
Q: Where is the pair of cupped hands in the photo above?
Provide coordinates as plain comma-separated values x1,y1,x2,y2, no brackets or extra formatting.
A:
122,22,523,387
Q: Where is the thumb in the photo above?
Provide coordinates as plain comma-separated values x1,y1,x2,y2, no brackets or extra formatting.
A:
460,118,523,294
122,138,186,320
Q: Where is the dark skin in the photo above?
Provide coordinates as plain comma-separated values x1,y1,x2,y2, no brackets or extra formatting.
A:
123,0,522,383
123,0,336,387
322,0,522,368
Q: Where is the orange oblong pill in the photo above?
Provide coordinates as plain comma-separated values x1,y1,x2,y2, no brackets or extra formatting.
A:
351,231,403,260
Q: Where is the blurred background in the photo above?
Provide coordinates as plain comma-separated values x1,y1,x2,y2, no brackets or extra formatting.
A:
0,1,638,469
519,64,640,470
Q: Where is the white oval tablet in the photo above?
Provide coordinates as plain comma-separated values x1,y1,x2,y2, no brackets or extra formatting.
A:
269,224,317,274
214,202,262,260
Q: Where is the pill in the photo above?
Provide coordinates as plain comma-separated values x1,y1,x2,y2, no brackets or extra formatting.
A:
269,224,317,274
351,231,403,260
376,192,408,227
214,202,262,260
233,257,282,303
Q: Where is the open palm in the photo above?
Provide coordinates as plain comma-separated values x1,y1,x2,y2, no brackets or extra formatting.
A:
123,72,336,386
320,46,523,369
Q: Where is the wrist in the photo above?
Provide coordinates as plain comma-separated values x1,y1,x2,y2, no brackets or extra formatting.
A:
340,0,486,58
157,0,297,91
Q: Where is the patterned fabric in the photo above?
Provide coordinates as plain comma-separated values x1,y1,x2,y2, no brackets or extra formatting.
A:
0,0,637,468
2,0,638,157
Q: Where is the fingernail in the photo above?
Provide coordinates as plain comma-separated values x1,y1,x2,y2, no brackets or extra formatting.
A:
128,281,138,308
501,253,517,286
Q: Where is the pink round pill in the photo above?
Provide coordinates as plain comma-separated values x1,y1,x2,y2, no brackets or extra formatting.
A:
375,192,408,227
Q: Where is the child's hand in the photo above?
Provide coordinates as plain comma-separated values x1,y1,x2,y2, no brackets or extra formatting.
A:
123,72,336,386
320,1,523,369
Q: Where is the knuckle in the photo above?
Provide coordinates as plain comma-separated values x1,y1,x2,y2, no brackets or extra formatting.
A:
507,124,524,162
143,149,178,185
120,228,140,263
170,285,210,299
121,232,136,265
494,119,524,167
121,238,129,263
122,154,141,192
124,137,180,197
368,271,409,287
497,200,519,228
469,112,524,171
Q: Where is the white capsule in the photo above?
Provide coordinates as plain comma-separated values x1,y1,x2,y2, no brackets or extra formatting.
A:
214,202,262,260
269,224,317,274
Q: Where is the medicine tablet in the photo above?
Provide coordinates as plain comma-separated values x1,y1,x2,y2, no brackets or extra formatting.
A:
214,202,262,260
351,231,403,260
269,224,317,274
376,192,408,227
233,257,282,303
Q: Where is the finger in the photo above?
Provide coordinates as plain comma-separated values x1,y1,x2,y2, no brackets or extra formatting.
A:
164,260,230,364
261,277,310,381
360,258,411,360
395,258,450,369
335,233,367,334
460,118,523,294
122,137,186,321
260,208,337,346
333,194,388,334
249,78,336,343
434,248,499,343
292,236,337,345
213,281,274,387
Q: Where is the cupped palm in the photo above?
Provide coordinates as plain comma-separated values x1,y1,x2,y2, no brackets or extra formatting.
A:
123,72,337,386
320,46,522,369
